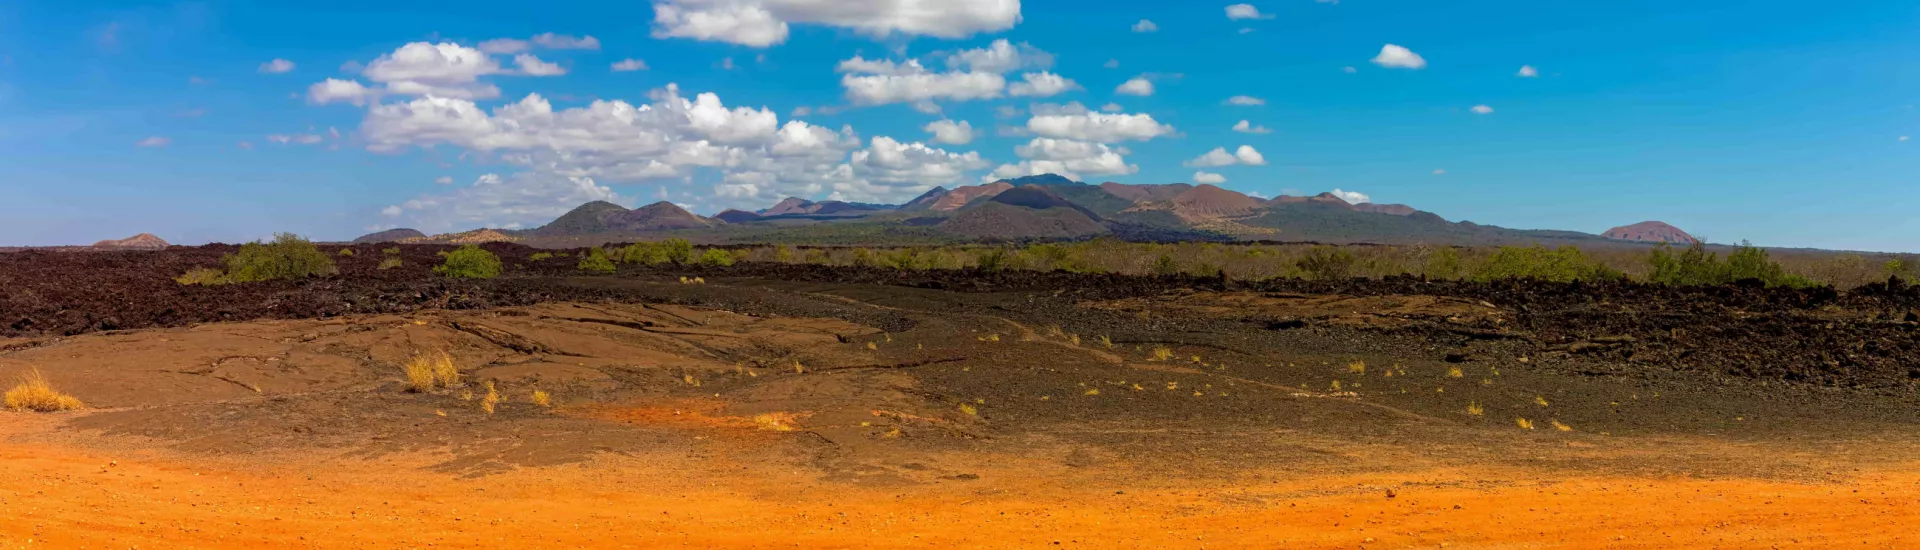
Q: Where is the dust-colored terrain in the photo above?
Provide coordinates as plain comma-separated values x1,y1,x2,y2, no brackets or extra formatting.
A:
4,272,1919,548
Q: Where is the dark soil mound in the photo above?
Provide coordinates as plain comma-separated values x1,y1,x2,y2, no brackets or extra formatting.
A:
714,210,762,224
92,233,170,250
1605,221,1696,244
533,201,632,236
351,228,426,244
989,185,1102,220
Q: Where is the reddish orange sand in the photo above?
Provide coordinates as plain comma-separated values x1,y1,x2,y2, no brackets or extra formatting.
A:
3,439,1916,549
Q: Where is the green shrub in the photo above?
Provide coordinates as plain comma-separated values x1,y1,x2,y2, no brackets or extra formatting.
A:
1473,245,1621,283
618,242,673,265
337,248,355,257
1647,241,1815,288
975,248,1010,271
1152,254,1179,277
662,238,694,264
529,252,554,261
1424,247,1464,280
377,257,403,270
577,247,617,274
222,233,339,283
1295,246,1356,281
881,248,923,270
434,245,503,279
697,248,736,267
774,245,795,263
851,248,877,267
175,267,229,286
382,247,401,256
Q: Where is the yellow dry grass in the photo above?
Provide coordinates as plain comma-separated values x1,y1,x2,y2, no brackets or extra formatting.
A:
531,390,552,408
403,351,460,392
1534,395,1551,407
1446,366,1464,378
958,403,978,416
1347,361,1366,374
1515,418,1535,430
1551,419,1573,432
1149,346,1173,361
753,412,802,431
480,381,499,414
1466,402,1485,416
4,369,85,412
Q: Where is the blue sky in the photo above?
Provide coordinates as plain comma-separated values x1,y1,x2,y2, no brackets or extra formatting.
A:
1,0,1916,251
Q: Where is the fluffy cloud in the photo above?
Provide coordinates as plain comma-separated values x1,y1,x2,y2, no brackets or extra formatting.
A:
1100,102,1123,112
1103,59,1119,69
836,55,1006,105
1330,188,1370,204
1192,171,1226,184
612,58,649,72
478,33,599,54
650,0,1021,47
1517,65,1538,77
1470,104,1493,114
1026,111,1175,142
1232,120,1272,134
259,58,295,74
1371,44,1426,69
357,83,988,210
1225,95,1264,106
307,78,379,106
381,173,625,232
945,39,1054,73
514,54,567,76
1013,138,1135,174
1007,72,1079,97
267,133,325,145
135,136,170,148
924,119,975,145
1114,77,1153,96
1132,19,1158,32
1184,145,1266,167
434,176,454,185
1225,4,1272,20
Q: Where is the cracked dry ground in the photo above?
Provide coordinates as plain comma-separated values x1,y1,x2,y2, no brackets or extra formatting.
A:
2,278,1918,549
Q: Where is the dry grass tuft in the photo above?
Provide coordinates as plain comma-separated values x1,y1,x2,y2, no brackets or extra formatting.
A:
958,403,978,416
1149,346,1173,361
1550,419,1573,432
866,341,878,350
531,389,551,408
1347,361,1366,374
1515,417,1535,430
1534,395,1551,407
480,381,499,414
1098,335,1114,349
754,412,802,431
5,369,85,412
1446,366,1464,378
403,351,460,392
1465,402,1484,416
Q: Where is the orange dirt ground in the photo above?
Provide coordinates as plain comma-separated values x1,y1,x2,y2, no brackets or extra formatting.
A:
4,418,1917,549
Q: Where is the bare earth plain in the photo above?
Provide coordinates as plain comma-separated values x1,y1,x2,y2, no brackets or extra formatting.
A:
4,260,1920,548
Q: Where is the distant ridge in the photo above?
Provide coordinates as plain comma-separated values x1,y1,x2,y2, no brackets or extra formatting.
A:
1603,221,1696,244
352,228,426,244
92,233,169,250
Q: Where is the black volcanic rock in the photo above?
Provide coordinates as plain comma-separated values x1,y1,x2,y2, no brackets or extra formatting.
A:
352,228,427,244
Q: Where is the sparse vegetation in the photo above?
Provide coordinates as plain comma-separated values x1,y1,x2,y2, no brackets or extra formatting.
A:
175,267,229,286
481,381,499,414
698,248,736,267
1647,241,1816,288
222,233,339,284
338,248,355,256
529,252,555,261
578,246,617,274
5,369,85,412
1515,418,1535,430
434,245,503,279
1465,402,1484,416
403,351,460,392
1296,246,1356,280
378,257,404,270
531,389,551,407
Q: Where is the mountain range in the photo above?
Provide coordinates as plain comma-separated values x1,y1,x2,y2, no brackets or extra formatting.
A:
358,174,1697,248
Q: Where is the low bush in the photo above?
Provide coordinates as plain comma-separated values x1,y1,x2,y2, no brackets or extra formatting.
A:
1647,241,1818,288
975,248,1011,271
433,245,503,279
337,248,355,257
377,257,403,270
529,252,554,261
697,248,735,267
223,233,338,283
1473,245,1622,283
174,267,229,286
662,238,694,264
578,246,617,274
1295,246,1356,281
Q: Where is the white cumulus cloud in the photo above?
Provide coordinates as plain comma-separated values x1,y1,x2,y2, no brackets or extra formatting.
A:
1132,19,1158,32
1517,65,1538,77
1026,111,1175,142
259,58,295,74
1008,72,1079,97
1371,44,1426,69
136,136,170,148
307,78,380,106
1226,95,1264,106
1184,145,1266,167
382,173,625,232
612,58,650,72
945,39,1054,73
514,54,567,76
650,0,1021,47
1114,77,1154,96
1192,171,1226,184
924,119,975,145
1329,188,1370,204
1471,104,1494,114
1232,120,1272,134
1225,4,1272,20
837,55,1005,106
